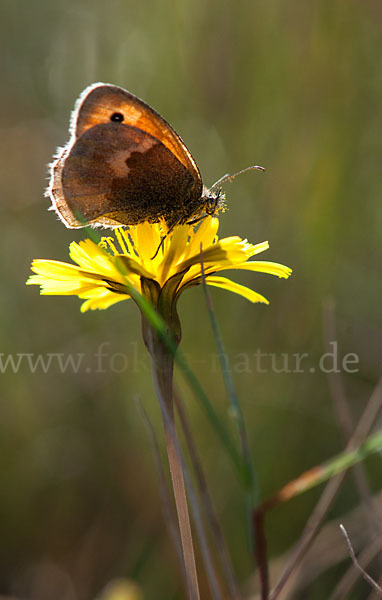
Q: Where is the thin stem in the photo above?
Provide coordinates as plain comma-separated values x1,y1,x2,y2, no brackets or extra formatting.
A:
339,525,382,595
330,533,382,599
137,398,187,586
151,346,200,600
199,243,257,501
174,389,243,600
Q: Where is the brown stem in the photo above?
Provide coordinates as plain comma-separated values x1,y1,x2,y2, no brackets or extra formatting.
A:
253,509,270,600
151,344,200,600
174,389,242,600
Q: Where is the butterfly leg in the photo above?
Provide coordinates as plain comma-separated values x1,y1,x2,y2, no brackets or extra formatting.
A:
150,221,179,260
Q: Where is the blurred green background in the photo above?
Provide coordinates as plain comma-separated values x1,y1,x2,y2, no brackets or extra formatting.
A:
1,0,381,598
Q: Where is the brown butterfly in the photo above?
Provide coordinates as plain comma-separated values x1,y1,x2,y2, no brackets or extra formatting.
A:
48,83,264,230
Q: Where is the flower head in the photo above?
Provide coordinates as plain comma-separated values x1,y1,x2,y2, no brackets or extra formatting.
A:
27,218,291,322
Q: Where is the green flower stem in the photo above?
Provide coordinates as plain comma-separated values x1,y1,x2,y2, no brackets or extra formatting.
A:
143,314,200,600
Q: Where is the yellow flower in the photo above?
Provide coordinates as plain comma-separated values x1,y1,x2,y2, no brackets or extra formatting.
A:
27,217,291,317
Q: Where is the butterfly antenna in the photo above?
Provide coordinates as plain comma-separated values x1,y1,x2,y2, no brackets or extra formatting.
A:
210,164,265,193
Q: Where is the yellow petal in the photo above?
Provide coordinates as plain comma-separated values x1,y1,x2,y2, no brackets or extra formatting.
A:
136,221,162,267
185,217,220,260
114,255,155,279
69,240,125,283
159,224,189,283
69,240,103,271
80,288,129,312
205,276,269,304
28,257,123,286
227,261,292,278
180,255,254,286
184,260,292,284
28,259,83,279
176,237,249,273
246,241,270,257
27,275,100,295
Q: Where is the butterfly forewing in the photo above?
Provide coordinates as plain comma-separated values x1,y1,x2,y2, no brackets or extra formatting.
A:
61,123,197,227
74,84,201,178
49,83,205,229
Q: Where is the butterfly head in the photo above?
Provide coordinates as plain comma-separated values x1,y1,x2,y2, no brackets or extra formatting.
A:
201,185,226,217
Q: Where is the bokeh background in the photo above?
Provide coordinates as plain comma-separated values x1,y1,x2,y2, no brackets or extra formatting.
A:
1,0,381,598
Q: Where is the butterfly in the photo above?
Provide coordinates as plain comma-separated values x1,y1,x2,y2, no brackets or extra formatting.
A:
48,83,264,231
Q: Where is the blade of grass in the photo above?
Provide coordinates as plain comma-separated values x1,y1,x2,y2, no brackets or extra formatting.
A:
199,244,261,592
260,430,382,510
174,389,243,600
199,243,259,503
